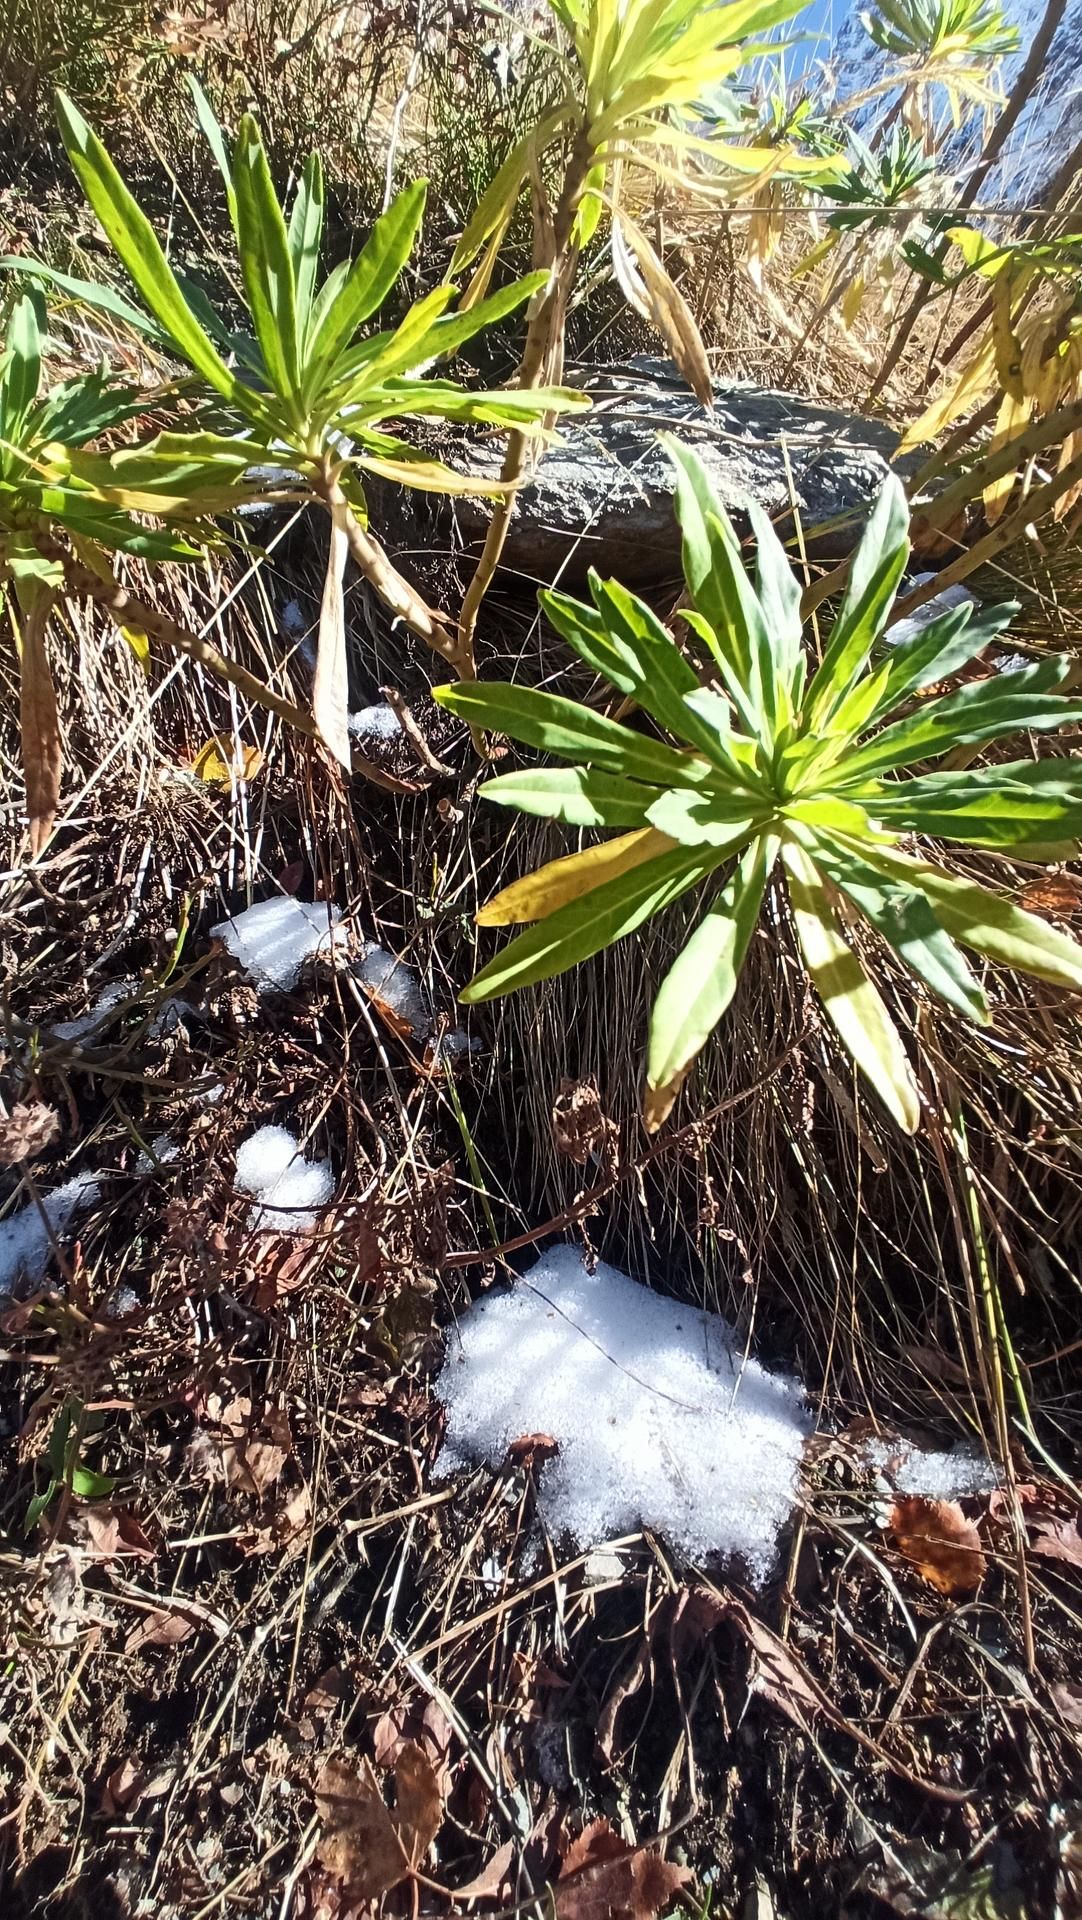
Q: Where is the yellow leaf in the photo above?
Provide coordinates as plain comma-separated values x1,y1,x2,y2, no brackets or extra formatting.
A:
992,271,1024,402
840,274,866,331
782,840,920,1133
477,827,674,926
897,338,996,452
191,735,264,784
983,388,1031,524
121,626,150,671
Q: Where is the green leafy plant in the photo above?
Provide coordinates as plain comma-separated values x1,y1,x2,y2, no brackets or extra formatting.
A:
0,287,271,851
25,1395,117,1534
48,88,588,761
435,443,1082,1133
451,0,840,664
854,0,1019,137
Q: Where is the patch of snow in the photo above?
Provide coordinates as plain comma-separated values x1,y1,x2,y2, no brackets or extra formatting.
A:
196,1079,226,1105
0,1173,101,1296
348,704,403,742
885,583,980,652
429,1027,480,1062
49,979,135,1041
434,1244,810,1583
136,1134,179,1174
356,943,430,1036
234,1124,334,1233
211,897,346,991
279,598,307,636
148,996,194,1038
867,1435,999,1500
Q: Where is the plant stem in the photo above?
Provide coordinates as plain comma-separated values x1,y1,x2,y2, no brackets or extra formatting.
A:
322,479,459,665
454,131,595,675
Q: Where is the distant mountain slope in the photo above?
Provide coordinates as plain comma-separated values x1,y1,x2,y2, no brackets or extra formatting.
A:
820,0,1082,205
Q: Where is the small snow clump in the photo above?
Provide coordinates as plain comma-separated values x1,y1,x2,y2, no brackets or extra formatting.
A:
0,1172,101,1295
211,897,345,991
435,1243,810,1583
348,704,403,742
50,979,135,1041
356,943,430,1035
867,1435,998,1500
234,1124,333,1233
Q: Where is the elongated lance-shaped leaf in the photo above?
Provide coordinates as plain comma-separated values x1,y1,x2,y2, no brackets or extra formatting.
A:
313,490,351,769
433,679,718,788
871,597,1018,721
461,842,727,1004
864,757,1082,847
303,180,428,400
289,152,325,343
232,115,301,404
782,838,921,1132
645,789,762,847
478,827,675,925
55,92,237,399
839,835,1082,992
836,660,1082,781
542,576,735,766
3,290,44,437
478,767,663,828
646,830,779,1128
662,435,758,711
804,473,910,729
186,75,236,223
807,834,989,1022
746,496,803,706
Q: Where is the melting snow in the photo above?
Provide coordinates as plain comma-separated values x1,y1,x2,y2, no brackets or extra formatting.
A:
356,944,430,1035
234,1124,334,1233
348,704,403,742
867,1436,998,1500
50,979,135,1041
0,1173,101,1295
435,1244,810,1582
211,897,346,991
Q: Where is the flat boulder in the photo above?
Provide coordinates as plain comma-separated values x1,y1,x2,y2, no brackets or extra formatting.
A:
450,355,914,588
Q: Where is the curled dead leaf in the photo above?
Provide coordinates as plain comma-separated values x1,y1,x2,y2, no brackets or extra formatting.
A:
314,1740,443,1902
889,1496,986,1597
18,593,62,858
1028,1507,1082,1568
555,1819,692,1920
611,213,713,411
1021,874,1082,918
0,1100,60,1167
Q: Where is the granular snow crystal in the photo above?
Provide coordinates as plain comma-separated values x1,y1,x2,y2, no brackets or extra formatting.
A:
435,1244,810,1583
211,897,346,991
0,1172,101,1295
234,1124,334,1233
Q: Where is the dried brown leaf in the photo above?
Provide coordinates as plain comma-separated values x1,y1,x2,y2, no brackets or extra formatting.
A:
555,1819,692,1920
611,213,713,410
83,1507,157,1563
0,1101,59,1167
452,1837,516,1902
125,1609,195,1653
1021,874,1082,918
507,1432,559,1465
393,1741,442,1868
315,1755,406,1901
1029,1507,1082,1568
889,1496,987,1596
314,497,352,770
1051,1682,1082,1732
18,594,62,858
551,1076,618,1170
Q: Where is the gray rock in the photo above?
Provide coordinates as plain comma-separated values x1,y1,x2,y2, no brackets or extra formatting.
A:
450,355,916,588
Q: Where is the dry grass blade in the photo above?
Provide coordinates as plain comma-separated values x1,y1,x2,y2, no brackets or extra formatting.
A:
612,213,713,410
16,594,62,857
314,493,352,770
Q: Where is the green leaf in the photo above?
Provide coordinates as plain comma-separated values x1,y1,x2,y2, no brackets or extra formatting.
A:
372,270,549,377
48,1401,77,1482
865,758,1082,847
646,831,778,1122
70,1465,118,1499
872,598,1018,720
433,679,718,788
304,180,427,398
288,152,325,341
55,92,237,398
810,836,989,1021
661,434,763,725
24,1484,58,1534
747,497,803,701
478,766,663,827
186,74,236,223
805,473,910,727
3,289,44,432
846,838,1082,992
782,838,921,1131
837,661,1082,781
231,114,301,403
462,842,725,1003
0,256,171,345
645,789,761,846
